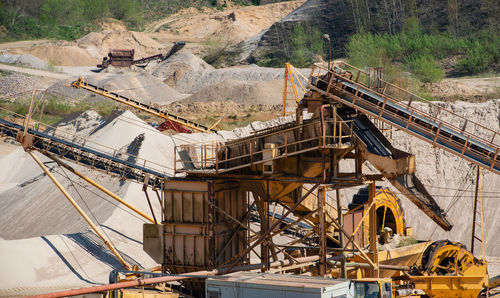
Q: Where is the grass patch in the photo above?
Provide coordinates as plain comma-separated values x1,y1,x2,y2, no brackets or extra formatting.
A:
0,96,119,126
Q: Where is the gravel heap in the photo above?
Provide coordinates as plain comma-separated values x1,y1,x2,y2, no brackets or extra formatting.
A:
0,53,49,70
0,72,46,97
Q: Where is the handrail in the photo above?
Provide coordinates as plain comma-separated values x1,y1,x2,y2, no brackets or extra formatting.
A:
175,118,355,173
309,62,500,173
321,62,500,148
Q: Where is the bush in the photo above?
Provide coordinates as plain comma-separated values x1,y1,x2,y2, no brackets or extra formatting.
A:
346,32,386,67
345,17,498,80
456,33,499,74
288,23,325,68
406,55,443,82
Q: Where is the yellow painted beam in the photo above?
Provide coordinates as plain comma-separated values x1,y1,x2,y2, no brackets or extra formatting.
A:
29,150,132,270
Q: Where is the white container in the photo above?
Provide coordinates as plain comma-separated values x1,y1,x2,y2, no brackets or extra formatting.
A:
206,272,353,298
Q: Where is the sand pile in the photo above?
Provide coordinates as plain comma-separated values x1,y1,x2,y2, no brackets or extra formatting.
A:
3,29,166,67
0,110,224,295
77,30,166,60
47,110,105,142
7,45,99,67
0,53,49,69
182,79,285,105
48,71,187,105
149,50,307,105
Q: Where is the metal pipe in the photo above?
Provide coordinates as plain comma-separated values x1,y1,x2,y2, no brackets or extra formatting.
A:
31,255,323,298
327,260,411,271
28,150,132,271
44,152,155,224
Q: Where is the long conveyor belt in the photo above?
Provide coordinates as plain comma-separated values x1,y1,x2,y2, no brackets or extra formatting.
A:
0,118,171,187
310,68,500,174
71,78,217,133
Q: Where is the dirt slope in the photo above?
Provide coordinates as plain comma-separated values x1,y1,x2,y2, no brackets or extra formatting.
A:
147,1,305,44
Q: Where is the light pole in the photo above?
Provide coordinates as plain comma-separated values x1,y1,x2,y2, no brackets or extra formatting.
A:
323,34,331,71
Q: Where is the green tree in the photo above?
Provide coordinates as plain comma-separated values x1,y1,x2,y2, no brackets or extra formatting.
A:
40,0,85,25
83,0,109,20
108,0,143,28
289,23,325,68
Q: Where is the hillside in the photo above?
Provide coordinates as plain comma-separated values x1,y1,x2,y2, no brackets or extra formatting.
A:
250,0,500,59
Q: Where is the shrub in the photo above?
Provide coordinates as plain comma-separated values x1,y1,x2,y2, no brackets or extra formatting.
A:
345,17,497,80
346,32,386,68
406,55,443,83
288,23,325,68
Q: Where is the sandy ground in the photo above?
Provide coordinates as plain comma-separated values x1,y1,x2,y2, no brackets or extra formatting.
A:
427,76,500,99
0,63,70,80
0,1,304,67
147,1,305,44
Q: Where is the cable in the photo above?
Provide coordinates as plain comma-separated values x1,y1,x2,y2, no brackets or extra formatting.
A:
58,234,95,283
57,166,117,249
52,168,148,223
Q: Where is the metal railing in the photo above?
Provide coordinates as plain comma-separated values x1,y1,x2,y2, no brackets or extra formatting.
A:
0,109,173,187
175,118,355,174
309,62,500,173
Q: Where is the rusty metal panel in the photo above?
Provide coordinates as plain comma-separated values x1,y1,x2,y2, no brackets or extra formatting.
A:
160,181,247,273
344,210,363,247
143,224,164,263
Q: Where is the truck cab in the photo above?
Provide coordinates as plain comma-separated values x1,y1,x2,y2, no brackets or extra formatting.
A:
350,278,393,298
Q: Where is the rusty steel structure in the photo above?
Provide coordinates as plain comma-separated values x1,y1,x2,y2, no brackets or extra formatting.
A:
97,41,186,69
2,61,498,297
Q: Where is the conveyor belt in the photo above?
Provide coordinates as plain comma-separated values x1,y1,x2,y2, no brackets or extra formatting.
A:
0,118,170,187
71,78,217,133
341,112,453,230
311,70,500,174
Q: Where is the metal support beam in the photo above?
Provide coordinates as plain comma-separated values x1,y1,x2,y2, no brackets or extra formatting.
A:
471,166,486,261
369,181,379,277
336,188,346,278
44,152,156,224
208,181,216,269
318,186,327,276
28,150,131,270
224,183,320,273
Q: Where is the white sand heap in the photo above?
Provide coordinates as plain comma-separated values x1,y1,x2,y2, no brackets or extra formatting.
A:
0,110,221,295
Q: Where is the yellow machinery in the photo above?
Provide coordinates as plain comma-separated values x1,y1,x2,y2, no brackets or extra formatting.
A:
406,240,488,298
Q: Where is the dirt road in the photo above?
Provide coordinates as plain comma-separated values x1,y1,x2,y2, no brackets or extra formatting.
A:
0,63,70,80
